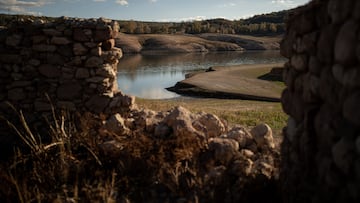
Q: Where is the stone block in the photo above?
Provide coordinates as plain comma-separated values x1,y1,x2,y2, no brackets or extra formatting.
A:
38,64,61,78
334,20,358,65
75,68,90,79
85,94,111,113
73,43,88,55
33,44,57,52
57,82,82,100
51,36,71,45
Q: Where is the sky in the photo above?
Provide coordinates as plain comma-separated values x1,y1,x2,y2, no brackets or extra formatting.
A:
0,0,310,21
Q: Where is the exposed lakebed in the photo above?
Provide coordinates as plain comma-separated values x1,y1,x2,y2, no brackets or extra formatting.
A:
117,51,286,99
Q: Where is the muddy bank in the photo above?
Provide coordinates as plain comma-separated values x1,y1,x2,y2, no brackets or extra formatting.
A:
115,33,281,54
167,63,284,102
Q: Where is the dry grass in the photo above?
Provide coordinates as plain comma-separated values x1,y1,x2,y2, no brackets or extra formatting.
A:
136,97,287,136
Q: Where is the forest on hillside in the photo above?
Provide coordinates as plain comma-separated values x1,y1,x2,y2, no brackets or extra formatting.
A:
0,10,287,35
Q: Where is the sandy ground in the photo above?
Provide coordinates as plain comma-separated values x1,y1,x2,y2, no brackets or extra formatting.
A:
167,63,285,102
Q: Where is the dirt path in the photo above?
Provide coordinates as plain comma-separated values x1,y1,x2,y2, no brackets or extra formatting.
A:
167,63,285,102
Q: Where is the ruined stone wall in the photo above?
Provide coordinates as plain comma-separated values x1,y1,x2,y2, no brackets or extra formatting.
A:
0,17,134,118
281,0,360,202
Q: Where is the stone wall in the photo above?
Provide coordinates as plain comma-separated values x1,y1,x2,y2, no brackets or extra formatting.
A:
0,17,134,118
280,0,360,202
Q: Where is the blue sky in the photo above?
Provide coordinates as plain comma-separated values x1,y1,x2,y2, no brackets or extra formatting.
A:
0,0,310,21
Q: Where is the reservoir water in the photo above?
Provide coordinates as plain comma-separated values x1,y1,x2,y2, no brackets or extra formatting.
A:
117,51,286,99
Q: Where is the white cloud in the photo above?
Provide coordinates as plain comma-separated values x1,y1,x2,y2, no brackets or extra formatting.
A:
0,0,49,15
93,0,106,2
115,0,128,6
218,3,236,8
149,0,157,3
271,0,296,7
159,15,207,22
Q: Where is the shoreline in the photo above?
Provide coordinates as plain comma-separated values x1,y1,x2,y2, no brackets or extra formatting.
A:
166,63,285,102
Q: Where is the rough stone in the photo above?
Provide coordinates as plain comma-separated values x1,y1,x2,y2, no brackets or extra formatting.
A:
51,36,71,45
328,0,353,24
8,88,26,101
317,24,338,64
226,126,252,148
43,28,62,36
73,28,90,42
73,43,88,55
85,94,111,113
94,27,112,42
250,123,275,150
33,44,56,52
291,54,308,71
85,56,104,68
334,20,358,65
57,83,82,100
332,137,355,174
103,113,130,135
209,137,239,164
102,39,115,51
6,34,22,47
75,68,90,79
343,92,360,125
34,100,52,111
56,101,76,111
38,64,61,78
193,113,226,138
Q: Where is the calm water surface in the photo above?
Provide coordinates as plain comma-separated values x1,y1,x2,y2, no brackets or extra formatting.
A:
117,51,286,99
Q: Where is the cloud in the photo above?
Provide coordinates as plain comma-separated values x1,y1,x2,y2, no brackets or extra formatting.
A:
0,0,49,15
93,0,106,2
271,0,296,7
115,0,128,6
149,0,157,2
218,3,236,8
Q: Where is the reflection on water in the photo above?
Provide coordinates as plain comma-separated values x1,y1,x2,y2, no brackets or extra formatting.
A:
117,51,286,99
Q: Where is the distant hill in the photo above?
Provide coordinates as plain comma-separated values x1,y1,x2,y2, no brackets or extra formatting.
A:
0,10,288,35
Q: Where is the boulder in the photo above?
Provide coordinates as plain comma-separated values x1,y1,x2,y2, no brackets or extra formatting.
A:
103,113,130,136
209,137,239,164
85,94,111,113
38,64,61,78
250,123,275,150
51,36,71,45
57,83,82,100
192,113,226,138
73,43,88,55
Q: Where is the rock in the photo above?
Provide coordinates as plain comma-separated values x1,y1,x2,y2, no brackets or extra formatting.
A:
332,137,355,174
28,59,41,66
250,123,275,150
226,126,252,148
32,35,47,44
163,106,202,138
51,36,71,45
38,64,61,78
95,64,116,78
42,28,62,36
103,113,129,135
85,56,104,68
328,0,353,24
8,88,26,101
73,28,90,42
57,83,82,100
46,53,65,65
34,100,52,111
57,101,76,111
317,24,338,64
0,54,22,64
193,113,226,138
85,94,111,113
291,54,308,71
209,137,239,164
102,39,115,51
334,20,358,65
231,159,253,176
154,123,172,137
343,92,360,125
75,68,90,79
240,149,255,159
33,44,56,52
99,140,124,158
101,47,123,63
94,27,112,42
356,136,360,155
91,47,102,56
252,160,274,179
73,43,88,55
6,34,22,47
